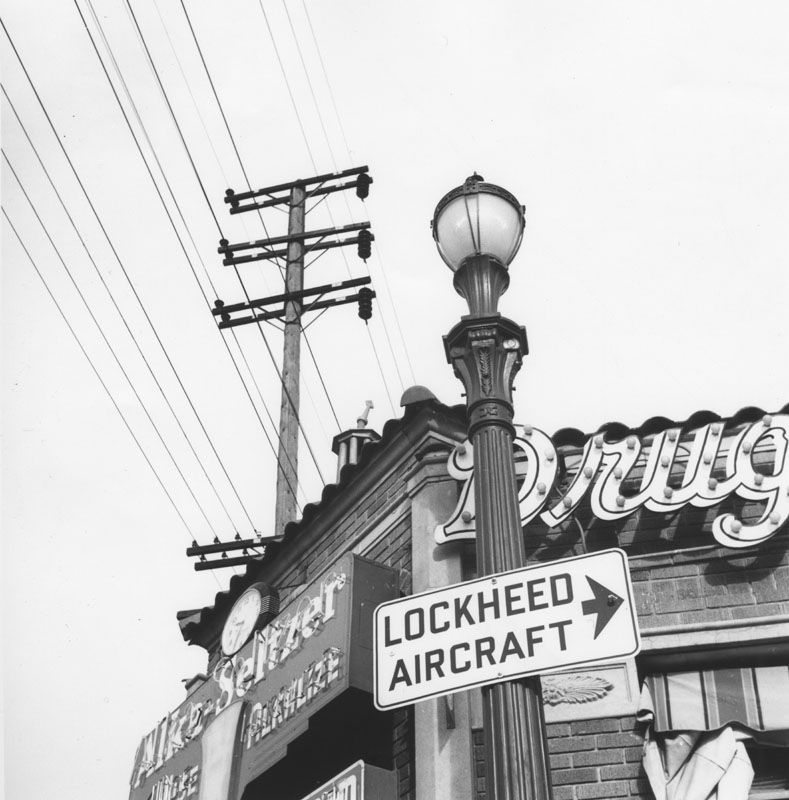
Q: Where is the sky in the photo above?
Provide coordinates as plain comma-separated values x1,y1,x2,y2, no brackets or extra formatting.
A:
2,1,788,798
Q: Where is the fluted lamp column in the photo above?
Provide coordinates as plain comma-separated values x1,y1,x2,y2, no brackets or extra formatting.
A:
432,174,553,800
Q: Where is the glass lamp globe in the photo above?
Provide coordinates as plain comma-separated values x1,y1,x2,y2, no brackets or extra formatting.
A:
432,174,525,272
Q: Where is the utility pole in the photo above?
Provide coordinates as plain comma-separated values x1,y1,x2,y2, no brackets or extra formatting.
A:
191,167,375,567
276,184,305,539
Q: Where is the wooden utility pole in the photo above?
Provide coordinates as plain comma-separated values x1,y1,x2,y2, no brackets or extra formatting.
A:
191,167,376,568
275,184,305,538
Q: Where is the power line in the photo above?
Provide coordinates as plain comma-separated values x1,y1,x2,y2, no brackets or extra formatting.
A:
270,7,410,404
176,0,284,275
66,0,304,511
2,82,259,535
253,5,375,451
224,330,310,509
299,0,353,166
302,325,341,431
366,325,396,416
368,239,415,389
148,1,233,195
122,0,223,238
123,0,328,489
257,0,317,172
0,19,262,536
3,206,200,543
3,149,227,540
295,2,418,388
280,0,336,172
4,207,227,588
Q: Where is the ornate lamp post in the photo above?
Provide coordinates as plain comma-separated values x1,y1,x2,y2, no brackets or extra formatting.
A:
432,174,553,800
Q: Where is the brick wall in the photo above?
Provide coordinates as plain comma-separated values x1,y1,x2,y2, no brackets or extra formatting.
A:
246,414,787,800
264,456,414,611
363,513,415,800
631,538,789,628
473,718,649,800
393,708,415,800
256,451,416,800
547,718,648,800
469,532,789,800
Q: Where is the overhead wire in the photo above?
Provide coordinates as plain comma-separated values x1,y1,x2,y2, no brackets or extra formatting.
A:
150,0,231,190
3,208,199,544
280,0,336,173
3,207,225,589
123,0,329,489
297,0,417,389
299,0,353,165
301,325,341,430
256,0,317,172
121,0,222,237
2,82,255,537
3,149,223,541
258,7,396,416
0,13,282,533
365,325,396,414
81,0,294,479
176,0,284,276
67,0,305,515
271,6,407,408
186,1,390,435
252,2,365,429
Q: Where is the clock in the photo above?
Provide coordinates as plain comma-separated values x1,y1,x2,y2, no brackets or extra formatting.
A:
220,583,279,656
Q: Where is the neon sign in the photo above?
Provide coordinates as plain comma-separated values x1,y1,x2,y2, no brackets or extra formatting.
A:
131,702,211,788
244,646,342,749
130,556,398,798
131,572,346,789
213,572,346,715
150,765,199,800
436,413,789,549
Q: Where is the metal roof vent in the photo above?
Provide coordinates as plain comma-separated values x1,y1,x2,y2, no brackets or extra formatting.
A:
332,401,381,481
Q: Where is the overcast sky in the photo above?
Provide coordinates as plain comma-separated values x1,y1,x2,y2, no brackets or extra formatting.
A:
3,2,788,798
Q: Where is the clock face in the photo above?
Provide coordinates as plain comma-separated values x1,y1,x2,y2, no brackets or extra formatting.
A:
221,588,263,656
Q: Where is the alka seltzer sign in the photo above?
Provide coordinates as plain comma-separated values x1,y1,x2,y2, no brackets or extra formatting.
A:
129,554,397,800
374,549,640,710
437,413,789,549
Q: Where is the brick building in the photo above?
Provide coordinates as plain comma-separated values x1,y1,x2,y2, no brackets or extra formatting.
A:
128,390,789,800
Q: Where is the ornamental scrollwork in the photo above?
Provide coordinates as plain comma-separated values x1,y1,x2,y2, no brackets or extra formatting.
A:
542,674,614,705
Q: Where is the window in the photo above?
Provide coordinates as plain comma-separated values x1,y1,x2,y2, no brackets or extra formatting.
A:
638,666,789,800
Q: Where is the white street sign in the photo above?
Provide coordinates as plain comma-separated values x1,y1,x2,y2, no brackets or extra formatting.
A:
374,548,640,710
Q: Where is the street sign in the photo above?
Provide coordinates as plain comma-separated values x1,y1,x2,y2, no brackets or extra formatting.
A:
374,548,640,710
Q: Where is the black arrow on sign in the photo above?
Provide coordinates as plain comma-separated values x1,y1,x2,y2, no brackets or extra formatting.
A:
582,577,624,639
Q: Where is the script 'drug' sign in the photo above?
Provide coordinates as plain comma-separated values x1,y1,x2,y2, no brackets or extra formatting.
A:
437,413,788,549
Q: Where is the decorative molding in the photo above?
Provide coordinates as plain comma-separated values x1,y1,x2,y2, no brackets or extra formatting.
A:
476,345,493,396
542,659,640,723
542,674,614,706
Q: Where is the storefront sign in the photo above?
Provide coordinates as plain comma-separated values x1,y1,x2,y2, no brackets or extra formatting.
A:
374,549,640,710
129,554,397,800
297,761,397,800
150,765,199,800
436,413,789,549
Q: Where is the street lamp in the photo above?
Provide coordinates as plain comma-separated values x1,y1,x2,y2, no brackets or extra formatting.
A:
433,174,553,800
